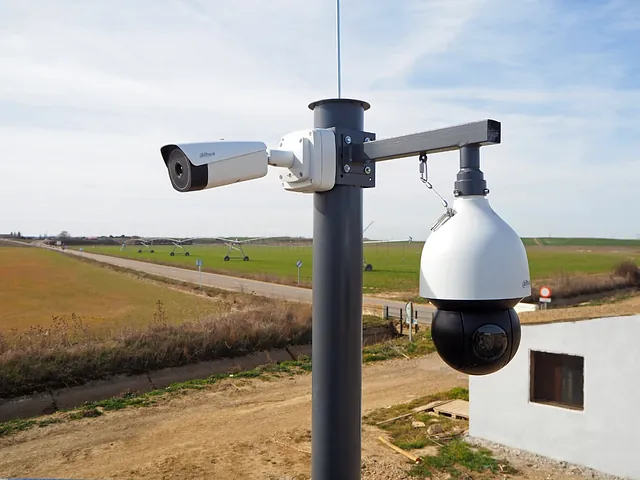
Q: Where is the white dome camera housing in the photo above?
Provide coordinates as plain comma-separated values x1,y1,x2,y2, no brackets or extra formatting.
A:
420,146,531,375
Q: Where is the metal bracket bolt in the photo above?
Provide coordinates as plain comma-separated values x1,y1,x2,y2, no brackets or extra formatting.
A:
343,164,351,173
344,136,352,145
364,166,371,175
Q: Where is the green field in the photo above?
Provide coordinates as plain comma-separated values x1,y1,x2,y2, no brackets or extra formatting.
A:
521,237,640,247
79,240,640,294
0,247,223,332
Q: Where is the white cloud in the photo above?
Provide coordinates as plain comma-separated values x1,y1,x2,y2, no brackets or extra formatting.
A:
0,0,639,240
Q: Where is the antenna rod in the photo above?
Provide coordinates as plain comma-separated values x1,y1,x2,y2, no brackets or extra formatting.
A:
336,0,342,98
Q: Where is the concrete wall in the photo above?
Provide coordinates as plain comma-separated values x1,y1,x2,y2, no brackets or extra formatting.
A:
469,315,640,480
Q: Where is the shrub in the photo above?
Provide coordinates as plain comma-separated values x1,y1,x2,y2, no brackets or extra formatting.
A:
613,260,640,285
0,301,312,398
526,260,639,302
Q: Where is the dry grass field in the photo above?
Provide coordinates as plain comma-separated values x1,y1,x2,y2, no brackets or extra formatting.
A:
0,246,314,398
0,246,222,333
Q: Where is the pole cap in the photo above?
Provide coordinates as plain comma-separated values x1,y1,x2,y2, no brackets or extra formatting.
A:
308,98,371,111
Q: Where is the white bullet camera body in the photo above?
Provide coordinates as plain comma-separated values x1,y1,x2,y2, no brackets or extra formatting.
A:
420,195,531,375
160,129,337,194
161,142,270,192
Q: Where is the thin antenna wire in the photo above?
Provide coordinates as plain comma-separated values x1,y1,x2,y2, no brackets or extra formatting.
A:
336,0,342,98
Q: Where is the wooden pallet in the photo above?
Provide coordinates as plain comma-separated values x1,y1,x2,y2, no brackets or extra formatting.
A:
432,399,469,420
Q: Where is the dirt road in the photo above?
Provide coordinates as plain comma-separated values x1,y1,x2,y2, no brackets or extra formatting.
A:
0,354,466,479
55,247,438,322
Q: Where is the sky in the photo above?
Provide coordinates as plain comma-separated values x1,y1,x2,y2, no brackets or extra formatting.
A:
1,0,639,241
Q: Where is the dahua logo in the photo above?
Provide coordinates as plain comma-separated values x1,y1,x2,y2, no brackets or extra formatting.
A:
199,151,216,158
522,280,531,288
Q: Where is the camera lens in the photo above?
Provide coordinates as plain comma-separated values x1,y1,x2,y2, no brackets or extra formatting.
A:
168,149,191,191
472,324,508,361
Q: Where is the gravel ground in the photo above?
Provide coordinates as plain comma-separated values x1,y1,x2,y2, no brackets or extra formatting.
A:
465,436,630,480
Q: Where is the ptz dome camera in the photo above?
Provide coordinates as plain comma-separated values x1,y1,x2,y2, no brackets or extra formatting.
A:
419,155,531,375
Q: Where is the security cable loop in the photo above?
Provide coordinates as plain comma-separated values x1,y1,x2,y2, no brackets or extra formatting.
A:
419,154,456,231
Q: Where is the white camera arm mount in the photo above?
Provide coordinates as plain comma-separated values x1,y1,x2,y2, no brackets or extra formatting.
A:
266,128,338,193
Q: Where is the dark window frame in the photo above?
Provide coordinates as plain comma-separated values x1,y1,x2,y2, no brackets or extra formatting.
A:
529,350,584,411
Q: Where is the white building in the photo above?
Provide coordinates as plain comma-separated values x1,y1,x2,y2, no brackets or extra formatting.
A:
469,314,640,480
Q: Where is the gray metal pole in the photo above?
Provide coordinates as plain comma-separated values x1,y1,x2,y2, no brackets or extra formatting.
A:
310,98,367,480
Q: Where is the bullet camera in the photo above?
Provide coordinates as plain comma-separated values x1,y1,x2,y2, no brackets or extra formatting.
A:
160,141,270,192
160,129,337,194
420,194,531,375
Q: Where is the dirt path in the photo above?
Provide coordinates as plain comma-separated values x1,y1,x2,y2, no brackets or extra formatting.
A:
0,354,466,479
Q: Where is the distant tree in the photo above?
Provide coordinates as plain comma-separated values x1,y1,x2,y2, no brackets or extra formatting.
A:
17,231,21,238
58,230,70,238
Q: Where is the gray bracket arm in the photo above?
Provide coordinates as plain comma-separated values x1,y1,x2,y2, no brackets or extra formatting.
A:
361,119,501,196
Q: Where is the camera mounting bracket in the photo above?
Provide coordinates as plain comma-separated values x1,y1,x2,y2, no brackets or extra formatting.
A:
361,119,499,197
330,127,377,188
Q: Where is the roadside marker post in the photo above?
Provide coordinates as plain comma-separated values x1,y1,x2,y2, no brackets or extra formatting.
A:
296,260,303,285
196,259,204,289
404,301,414,342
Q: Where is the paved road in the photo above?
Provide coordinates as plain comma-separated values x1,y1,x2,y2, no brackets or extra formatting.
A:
58,247,437,323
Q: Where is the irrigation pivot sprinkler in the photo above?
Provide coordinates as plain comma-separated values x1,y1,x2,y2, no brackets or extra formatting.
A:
158,102,531,478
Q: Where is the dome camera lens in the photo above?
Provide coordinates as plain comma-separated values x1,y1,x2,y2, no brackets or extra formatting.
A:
472,324,508,361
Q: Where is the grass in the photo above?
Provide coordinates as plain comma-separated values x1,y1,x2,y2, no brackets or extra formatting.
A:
363,386,468,426
79,245,640,308
0,329,435,438
0,255,396,399
82,243,421,293
363,329,435,362
0,359,314,438
0,246,321,397
0,247,222,332
78,241,640,297
365,387,518,479
0,246,398,398
0,298,313,398
522,237,640,247
408,440,518,479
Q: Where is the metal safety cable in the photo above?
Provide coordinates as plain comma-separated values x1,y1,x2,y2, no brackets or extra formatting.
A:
419,154,456,231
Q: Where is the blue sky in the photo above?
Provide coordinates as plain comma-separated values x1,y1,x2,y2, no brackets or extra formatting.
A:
1,0,639,240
